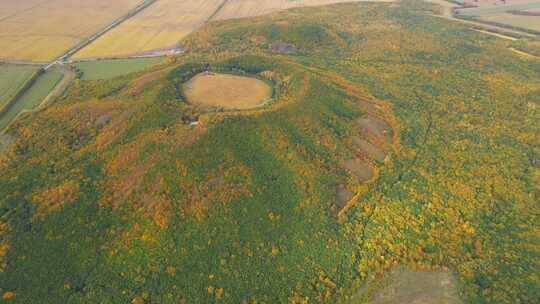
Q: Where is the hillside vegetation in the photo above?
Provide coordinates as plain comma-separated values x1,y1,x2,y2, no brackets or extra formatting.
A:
0,1,538,303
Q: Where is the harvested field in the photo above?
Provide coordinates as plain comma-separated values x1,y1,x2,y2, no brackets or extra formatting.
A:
74,0,224,59
479,13,540,31
0,0,141,61
0,64,38,110
0,69,63,130
352,137,386,162
74,57,162,81
213,0,394,20
183,73,272,110
342,159,375,182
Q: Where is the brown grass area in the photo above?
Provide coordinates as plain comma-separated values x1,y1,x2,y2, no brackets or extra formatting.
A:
183,73,272,110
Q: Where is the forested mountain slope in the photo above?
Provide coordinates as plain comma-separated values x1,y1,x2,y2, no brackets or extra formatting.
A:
0,1,538,303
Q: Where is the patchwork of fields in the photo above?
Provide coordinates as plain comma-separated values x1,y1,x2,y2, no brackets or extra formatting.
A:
74,0,394,59
0,69,63,130
455,0,540,32
73,0,225,59
0,0,142,61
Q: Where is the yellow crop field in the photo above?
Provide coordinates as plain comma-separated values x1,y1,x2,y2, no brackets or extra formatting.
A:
73,0,224,59
0,0,141,62
213,0,394,20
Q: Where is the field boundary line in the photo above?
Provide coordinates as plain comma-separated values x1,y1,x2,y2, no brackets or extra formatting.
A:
51,0,159,67
206,0,231,22
0,69,44,119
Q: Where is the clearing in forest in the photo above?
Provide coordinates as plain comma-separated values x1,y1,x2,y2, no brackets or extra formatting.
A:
183,73,272,110
0,0,141,61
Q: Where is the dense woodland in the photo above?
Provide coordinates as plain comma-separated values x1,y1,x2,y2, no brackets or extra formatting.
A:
0,1,538,303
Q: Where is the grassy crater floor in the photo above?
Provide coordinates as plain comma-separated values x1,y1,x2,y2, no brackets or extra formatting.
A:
183,72,273,110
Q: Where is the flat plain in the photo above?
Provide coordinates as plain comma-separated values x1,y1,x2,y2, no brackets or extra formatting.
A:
73,0,224,59
0,0,141,61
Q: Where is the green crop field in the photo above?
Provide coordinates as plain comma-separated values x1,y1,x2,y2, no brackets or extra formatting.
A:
74,57,163,80
0,1,538,303
0,69,63,130
0,65,39,111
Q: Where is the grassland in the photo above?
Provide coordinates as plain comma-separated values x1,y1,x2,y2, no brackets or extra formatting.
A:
74,57,163,80
0,64,38,110
0,1,538,303
0,69,63,130
73,0,224,59
183,73,272,109
0,0,141,61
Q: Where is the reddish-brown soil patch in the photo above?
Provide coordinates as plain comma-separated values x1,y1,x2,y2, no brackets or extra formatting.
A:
352,137,386,163
343,158,375,182
355,116,393,145
336,184,355,208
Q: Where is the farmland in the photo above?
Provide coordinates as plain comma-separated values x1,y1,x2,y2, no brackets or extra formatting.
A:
0,0,142,61
73,0,224,59
0,69,63,130
480,12,540,32
74,0,395,59
183,73,272,109
212,0,394,20
454,0,540,33
0,64,38,110
74,57,163,80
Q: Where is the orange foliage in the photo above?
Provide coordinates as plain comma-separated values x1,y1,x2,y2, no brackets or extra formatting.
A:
31,180,80,219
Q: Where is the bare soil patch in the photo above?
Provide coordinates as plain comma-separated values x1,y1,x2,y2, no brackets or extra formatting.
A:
343,159,375,182
336,184,355,208
183,73,272,110
352,137,386,162
355,116,393,145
